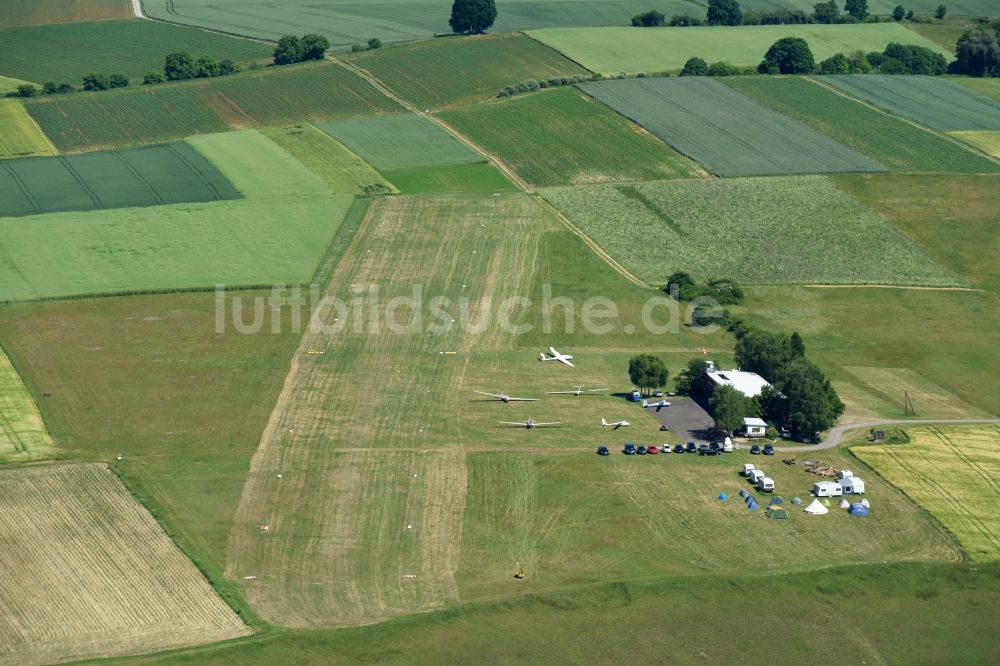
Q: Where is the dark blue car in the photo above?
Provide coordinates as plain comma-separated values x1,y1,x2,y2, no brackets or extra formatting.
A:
597,446,610,456
674,444,685,454
750,445,761,455
624,443,636,455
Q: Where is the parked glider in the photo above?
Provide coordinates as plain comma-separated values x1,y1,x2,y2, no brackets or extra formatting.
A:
547,385,607,396
601,418,631,429
501,417,561,429
475,391,539,403
539,347,574,367
642,399,671,411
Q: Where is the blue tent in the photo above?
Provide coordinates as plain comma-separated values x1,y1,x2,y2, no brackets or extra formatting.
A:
849,503,870,516
718,492,728,501
745,495,755,505
769,496,784,506
738,489,750,499
747,500,759,510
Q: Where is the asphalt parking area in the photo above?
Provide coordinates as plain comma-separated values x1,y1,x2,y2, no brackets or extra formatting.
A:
645,398,715,443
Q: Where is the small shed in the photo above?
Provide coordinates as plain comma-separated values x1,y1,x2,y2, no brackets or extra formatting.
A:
743,417,767,437
838,477,866,494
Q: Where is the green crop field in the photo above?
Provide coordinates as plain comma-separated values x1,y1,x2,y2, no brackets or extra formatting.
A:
826,75,1000,132
0,344,53,460
440,87,702,186
25,62,401,153
263,125,397,194
0,99,56,159
343,32,589,109
0,142,240,217
954,77,1000,102
0,20,271,85
0,463,250,666
0,0,130,28
950,131,1000,157
580,77,883,176
542,176,957,286
853,426,1000,562
529,23,949,74
141,1,705,46
319,112,482,170
380,162,516,193
723,77,1000,174
0,130,354,301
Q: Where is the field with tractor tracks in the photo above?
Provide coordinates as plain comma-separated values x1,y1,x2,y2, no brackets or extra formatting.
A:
0,463,249,666
853,426,1000,562
0,99,56,159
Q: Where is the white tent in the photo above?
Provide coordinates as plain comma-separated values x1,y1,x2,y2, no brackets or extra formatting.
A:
860,498,871,508
838,498,851,509
804,498,829,515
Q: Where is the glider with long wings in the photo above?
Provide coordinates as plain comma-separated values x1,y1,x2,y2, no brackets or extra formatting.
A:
475,391,539,403
538,347,574,367
600,418,631,429
547,385,607,396
500,418,561,429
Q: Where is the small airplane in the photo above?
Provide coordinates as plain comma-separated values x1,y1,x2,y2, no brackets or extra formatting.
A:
642,399,672,411
475,390,539,403
538,346,574,367
601,418,631,429
501,417,561,429
546,385,607,396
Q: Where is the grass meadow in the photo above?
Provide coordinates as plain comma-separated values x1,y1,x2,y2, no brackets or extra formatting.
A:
581,77,883,176
0,464,249,666
529,23,949,73
950,131,1000,158
954,76,1000,102
25,62,400,153
0,99,56,159
0,344,53,460
0,20,271,84
852,426,1000,562
723,76,1000,174
440,87,702,187
343,32,589,109
0,0,129,27
0,73,36,94
542,176,956,286
263,125,398,194
826,75,1000,131
380,162,516,193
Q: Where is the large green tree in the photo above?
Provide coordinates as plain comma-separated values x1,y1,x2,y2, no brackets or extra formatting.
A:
628,354,669,396
675,358,708,398
734,330,794,382
812,0,840,23
759,37,815,74
301,34,331,60
273,35,304,65
844,0,868,21
706,0,742,26
82,73,110,91
709,385,753,434
164,52,195,80
449,0,497,34
781,358,844,436
953,28,1000,77
680,57,709,76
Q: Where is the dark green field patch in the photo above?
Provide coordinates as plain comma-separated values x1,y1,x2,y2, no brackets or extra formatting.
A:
0,142,240,217
722,77,1000,174
25,63,401,153
440,88,702,187
381,163,515,194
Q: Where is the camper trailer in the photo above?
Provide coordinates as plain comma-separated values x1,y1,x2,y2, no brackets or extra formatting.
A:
748,469,765,484
838,477,866,494
741,463,755,477
812,481,844,497
757,477,775,492
837,470,853,480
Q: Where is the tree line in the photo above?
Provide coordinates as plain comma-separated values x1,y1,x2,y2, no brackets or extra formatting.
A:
634,1,950,28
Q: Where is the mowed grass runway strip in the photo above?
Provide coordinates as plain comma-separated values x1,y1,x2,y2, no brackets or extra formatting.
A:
580,77,883,177
542,176,957,286
0,142,240,217
950,131,1000,158
0,464,249,666
0,20,271,85
825,75,1000,131
0,0,129,28
0,99,56,159
853,426,1000,562
723,77,1000,174
343,32,589,109
25,62,401,153
0,345,53,460
440,87,702,187
318,112,514,192
263,125,398,194
0,130,353,301
529,23,949,74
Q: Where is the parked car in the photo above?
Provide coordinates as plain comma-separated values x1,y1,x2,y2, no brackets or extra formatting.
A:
702,448,720,456
654,391,664,397
698,443,710,454
660,443,670,454
750,445,761,455
624,443,636,455
763,444,775,456
597,446,610,456
686,441,697,453
674,444,685,454
780,428,791,439
637,445,647,455
648,445,659,455
710,441,721,451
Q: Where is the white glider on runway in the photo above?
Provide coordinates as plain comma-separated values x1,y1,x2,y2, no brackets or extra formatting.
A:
539,347,574,367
